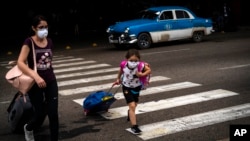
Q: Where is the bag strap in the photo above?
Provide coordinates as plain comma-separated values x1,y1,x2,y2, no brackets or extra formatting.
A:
30,38,37,72
7,92,20,113
120,60,127,72
138,61,144,72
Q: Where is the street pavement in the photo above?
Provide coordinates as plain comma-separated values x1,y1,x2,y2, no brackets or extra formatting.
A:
1,26,250,57
0,26,250,141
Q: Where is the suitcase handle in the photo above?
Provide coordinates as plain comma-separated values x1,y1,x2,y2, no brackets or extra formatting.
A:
107,83,121,95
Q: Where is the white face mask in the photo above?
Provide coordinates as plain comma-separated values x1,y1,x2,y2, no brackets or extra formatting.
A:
127,61,139,69
37,28,48,39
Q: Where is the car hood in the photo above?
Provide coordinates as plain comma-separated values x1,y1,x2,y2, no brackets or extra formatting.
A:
110,19,154,32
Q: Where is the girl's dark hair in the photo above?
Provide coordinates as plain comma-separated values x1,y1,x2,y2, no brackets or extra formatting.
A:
125,48,141,60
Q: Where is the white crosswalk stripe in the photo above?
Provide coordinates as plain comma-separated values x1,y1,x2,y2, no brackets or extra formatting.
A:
130,103,250,140
59,76,169,96
54,64,111,73
53,57,85,63
53,56,75,60
56,68,119,79
73,82,201,105
0,61,10,67
48,55,249,140
58,74,118,87
53,60,96,68
100,89,238,120
113,82,201,100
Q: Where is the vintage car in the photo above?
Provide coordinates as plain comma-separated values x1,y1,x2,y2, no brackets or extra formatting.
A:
106,6,214,49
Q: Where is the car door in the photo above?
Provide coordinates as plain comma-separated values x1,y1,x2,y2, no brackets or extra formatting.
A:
151,10,176,42
172,10,194,40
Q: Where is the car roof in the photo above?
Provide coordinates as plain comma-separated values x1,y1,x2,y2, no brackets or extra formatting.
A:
147,6,189,11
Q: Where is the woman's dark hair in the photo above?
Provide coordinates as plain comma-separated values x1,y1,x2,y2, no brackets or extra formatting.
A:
29,15,47,36
125,48,141,60
31,15,47,28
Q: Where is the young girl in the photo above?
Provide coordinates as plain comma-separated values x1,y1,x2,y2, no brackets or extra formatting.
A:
114,48,151,134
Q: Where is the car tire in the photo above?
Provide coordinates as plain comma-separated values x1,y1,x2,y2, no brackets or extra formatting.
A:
192,31,204,42
137,33,152,49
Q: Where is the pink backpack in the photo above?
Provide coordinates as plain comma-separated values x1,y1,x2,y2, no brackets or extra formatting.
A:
120,60,151,90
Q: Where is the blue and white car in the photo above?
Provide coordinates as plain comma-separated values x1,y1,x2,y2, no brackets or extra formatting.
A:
106,6,214,49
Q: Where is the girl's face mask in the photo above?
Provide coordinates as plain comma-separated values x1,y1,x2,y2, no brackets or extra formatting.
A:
127,61,139,69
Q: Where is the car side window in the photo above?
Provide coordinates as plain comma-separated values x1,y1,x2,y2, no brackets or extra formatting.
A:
176,10,190,19
160,11,173,20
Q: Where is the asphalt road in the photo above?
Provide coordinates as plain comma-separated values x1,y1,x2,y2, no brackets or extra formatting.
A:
1,28,250,141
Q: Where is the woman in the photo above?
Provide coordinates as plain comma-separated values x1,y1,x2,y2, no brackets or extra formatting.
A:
17,15,59,141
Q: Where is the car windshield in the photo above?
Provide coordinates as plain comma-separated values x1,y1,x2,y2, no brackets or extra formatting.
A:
135,10,159,20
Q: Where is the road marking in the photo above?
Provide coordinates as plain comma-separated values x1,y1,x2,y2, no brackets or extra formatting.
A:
58,74,117,87
218,63,250,70
53,56,75,60
73,81,201,105
54,64,111,73
59,76,169,96
129,103,250,140
216,138,229,141
53,60,96,68
114,82,201,100
141,48,190,56
53,58,84,63
0,61,9,66
56,68,119,79
0,101,11,104
100,89,238,120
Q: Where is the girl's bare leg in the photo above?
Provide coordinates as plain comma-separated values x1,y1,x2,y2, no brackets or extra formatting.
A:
128,102,137,125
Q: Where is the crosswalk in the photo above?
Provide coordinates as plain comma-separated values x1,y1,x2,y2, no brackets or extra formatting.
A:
52,55,250,140
129,103,250,140
2,55,249,140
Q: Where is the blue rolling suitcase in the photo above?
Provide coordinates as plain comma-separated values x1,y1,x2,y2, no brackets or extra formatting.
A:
83,85,120,116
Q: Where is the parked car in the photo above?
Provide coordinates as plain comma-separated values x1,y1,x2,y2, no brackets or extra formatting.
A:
106,6,214,49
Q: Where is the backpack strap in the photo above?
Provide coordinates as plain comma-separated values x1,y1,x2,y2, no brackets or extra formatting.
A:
138,61,145,72
120,60,127,72
139,61,151,84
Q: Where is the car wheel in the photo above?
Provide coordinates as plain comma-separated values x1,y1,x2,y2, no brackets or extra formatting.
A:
137,33,152,49
192,31,204,42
